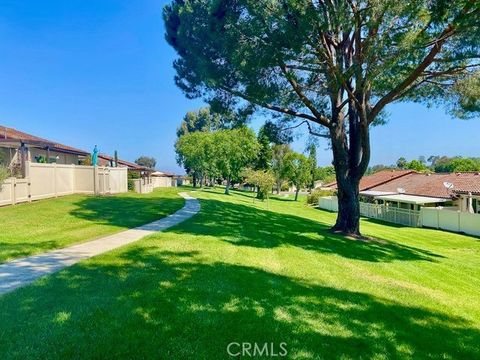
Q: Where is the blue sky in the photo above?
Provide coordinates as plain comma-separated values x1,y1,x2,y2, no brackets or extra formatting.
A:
0,0,478,173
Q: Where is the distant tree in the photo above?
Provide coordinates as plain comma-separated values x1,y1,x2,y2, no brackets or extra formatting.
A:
315,166,336,184
418,156,426,165
448,157,480,172
242,168,275,201
406,159,429,172
255,124,273,171
366,164,396,175
396,157,408,170
282,152,312,201
213,128,259,194
307,144,317,189
271,144,292,195
176,107,222,138
175,132,216,187
428,155,441,169
135,156,156,169
433,156,480,173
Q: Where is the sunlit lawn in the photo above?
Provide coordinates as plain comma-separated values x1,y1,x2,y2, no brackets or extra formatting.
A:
0,187,185,263
1,187,479,359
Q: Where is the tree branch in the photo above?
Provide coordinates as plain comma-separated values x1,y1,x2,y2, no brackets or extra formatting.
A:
280,120,330,138
279,62,331,127
368,24,455,123
218,86,323,124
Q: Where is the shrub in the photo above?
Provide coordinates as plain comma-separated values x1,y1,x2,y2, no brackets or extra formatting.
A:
127,171,140,191
0,166,9,187
307,189,334,206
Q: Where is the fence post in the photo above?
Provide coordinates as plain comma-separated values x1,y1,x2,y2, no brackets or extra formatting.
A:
93,166,97,195
11,178,15,205
457,211,461,233
54,162,58,197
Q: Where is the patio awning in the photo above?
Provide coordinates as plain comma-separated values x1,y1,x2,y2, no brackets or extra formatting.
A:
374,194,448,205
360,190,397,197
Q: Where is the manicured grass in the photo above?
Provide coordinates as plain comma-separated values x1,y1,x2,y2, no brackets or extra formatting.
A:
0,187,185,263
1,188,479,359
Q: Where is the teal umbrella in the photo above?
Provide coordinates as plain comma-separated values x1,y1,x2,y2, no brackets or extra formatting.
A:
92,145,99,166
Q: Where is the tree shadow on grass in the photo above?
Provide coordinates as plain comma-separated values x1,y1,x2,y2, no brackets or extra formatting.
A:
69,195,185,229
171,198,443,263
0,248,477,359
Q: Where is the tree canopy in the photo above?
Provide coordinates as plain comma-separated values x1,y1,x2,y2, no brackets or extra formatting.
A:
135,156,156,169
165,0,479,235
282,152,313,201
175,127,259,191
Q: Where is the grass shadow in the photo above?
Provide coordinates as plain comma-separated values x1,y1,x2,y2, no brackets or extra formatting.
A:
69,194,185,229
172,197,443,263
0,247,476,359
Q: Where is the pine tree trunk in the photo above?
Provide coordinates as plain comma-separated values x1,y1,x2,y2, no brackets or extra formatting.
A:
294,188,299,201
331,174,361,236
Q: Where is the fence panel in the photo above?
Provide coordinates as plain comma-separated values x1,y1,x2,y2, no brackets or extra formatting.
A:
0,162,128,207
0,179,14,206
74,165,95,193
421,208,480,237
55,164,75,196
29,163,56,200
459,212,480,237
109,168,128,193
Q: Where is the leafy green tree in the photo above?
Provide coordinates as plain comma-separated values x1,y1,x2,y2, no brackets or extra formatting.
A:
366,164,396,175
271,144,292,194
213,127,259,194
165,0,480,236
135,156,156,169
282,152,312,201
406,159,429,172
175,131,216,187
433,156,480,172
242,168,276,201
449,158,480,172
307,144,317,189
176,107,222,138
255,124,273,171
315,166,336,184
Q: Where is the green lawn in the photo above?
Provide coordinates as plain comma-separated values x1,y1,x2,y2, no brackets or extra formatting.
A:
1,188,479,359
0,187,185,263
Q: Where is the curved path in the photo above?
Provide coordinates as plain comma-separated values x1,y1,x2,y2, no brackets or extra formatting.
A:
0,192,200,296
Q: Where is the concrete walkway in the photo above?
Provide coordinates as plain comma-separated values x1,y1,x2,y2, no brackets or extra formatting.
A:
0,192,200,296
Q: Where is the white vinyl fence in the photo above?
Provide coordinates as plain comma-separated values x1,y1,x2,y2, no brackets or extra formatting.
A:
133,177,154,194
319,196,480,237
0,162,127,207
421,207,480,237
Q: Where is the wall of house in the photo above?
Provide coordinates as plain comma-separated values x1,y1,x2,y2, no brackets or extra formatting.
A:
0,147,19,167
0,162,127,207
133,177,154,194
28,148,80,165
151,176,175,188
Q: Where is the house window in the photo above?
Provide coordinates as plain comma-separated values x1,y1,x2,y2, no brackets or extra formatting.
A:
474,198,479,214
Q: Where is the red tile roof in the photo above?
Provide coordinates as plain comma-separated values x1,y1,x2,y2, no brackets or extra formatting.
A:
325,170,415,191
370,172,480,198
98,154,150,171
0,125,88,156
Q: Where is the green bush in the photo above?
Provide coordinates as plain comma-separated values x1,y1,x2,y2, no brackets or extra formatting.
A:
127,171,140,191
307,189,334,206
0,166,9,186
